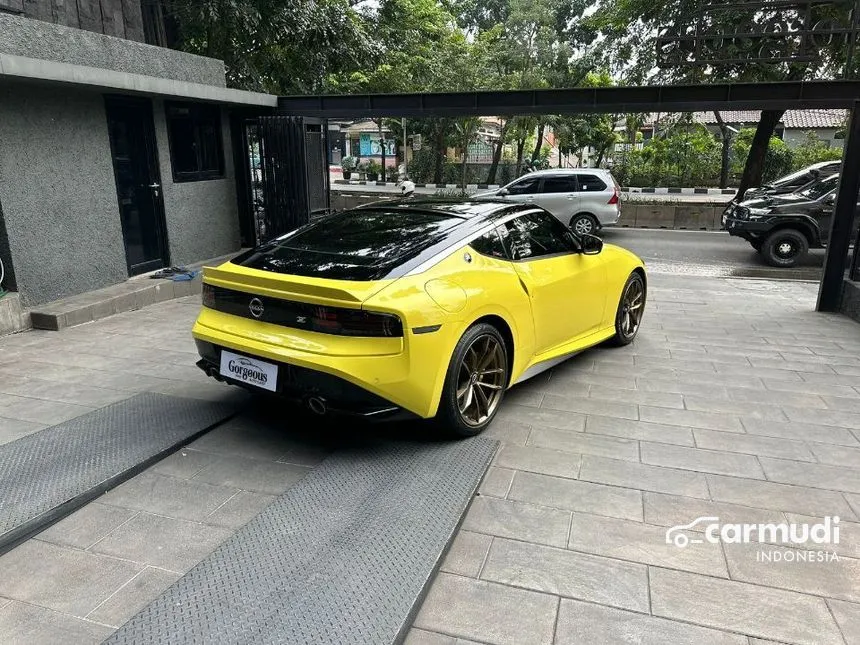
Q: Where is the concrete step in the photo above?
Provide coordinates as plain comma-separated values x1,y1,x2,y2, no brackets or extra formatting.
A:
0,292,29,336
29,275,202,331
27,253,238,331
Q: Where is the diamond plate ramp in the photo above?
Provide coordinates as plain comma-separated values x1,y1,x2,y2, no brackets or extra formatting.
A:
0,393,238,554
107,437,497,645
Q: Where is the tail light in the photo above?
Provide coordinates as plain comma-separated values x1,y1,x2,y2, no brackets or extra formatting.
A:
202,283,216,308
203,284,403,337
608,186,620,205
311,306,403,337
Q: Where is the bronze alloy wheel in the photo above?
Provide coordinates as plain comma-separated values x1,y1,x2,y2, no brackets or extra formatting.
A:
456,334,506,427
620,276,645,339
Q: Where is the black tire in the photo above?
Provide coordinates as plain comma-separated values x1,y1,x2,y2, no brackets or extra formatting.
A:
761,229,808,268
570,213,598,236
436,323,509,437
749,240,763,253
609,272,646,347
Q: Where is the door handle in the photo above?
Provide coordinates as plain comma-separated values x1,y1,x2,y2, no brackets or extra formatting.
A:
148,183,161,198
148,183,161,189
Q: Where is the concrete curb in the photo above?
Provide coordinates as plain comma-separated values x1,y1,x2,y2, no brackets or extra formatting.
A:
624,187,738,195
335,180,738,195
331,192,729,231
335,180,500,190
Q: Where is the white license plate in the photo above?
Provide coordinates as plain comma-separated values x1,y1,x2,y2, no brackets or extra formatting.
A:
219,350,278,392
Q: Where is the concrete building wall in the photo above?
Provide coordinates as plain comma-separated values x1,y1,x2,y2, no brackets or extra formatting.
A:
152,99,241,266
0,13,225,86
783,128,844,150
0,83,128,305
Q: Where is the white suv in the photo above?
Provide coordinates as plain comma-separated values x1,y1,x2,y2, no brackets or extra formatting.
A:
475,169,621,235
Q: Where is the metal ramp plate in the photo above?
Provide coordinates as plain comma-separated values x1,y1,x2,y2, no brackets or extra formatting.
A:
0,393,238,553
107,437,497,645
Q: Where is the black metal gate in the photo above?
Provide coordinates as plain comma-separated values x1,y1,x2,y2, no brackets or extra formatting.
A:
236,116,330,247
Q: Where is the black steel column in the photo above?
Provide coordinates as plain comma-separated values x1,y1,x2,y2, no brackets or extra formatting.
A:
817,101,860,312
0,193,16,292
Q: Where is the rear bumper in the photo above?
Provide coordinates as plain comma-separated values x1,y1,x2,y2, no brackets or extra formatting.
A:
195,340,413,420
596,208,621,227
192,312,452,418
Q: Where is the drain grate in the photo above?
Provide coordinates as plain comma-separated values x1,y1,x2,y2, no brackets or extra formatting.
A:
107,437,497,645
0,392,238,553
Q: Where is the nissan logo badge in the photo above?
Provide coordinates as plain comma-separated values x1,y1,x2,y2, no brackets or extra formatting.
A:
249,297,265,319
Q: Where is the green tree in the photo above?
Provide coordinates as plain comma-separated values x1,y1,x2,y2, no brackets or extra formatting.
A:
731,129,794,184
585,0,856,198
163,0,372,93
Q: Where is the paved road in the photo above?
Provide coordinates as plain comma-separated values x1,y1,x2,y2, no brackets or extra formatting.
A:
600,228,826,281
332,183,732,204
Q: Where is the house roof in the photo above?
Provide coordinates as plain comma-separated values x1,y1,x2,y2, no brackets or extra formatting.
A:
643,110,846,130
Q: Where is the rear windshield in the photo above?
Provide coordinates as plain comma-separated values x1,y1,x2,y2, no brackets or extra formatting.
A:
232,209,463,281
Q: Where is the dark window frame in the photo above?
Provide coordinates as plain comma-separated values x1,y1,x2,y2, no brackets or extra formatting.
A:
540,175,579,194
576,174,607,192
499,212,579,261
506,175,542,195
469,228,509,260
165,101,225,183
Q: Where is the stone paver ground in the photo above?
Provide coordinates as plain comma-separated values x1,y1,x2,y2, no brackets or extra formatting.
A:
411,275,860,645
0,273,859,644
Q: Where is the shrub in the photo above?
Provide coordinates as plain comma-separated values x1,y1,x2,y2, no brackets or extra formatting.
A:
791,131,844,170
341,156,358,172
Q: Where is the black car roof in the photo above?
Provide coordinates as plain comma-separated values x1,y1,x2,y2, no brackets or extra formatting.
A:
232,201,536,281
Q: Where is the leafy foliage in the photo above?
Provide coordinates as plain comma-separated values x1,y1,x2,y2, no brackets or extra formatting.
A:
731,129,794,184
163,0,373,93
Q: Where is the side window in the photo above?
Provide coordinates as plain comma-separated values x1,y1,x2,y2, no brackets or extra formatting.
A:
506,176,541,195
541,176,578,194
165,102,225,182
578,174,607,192
500,212,576,261
470,229,508,259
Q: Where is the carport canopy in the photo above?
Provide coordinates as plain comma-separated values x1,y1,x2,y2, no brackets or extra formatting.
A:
279,80,860,315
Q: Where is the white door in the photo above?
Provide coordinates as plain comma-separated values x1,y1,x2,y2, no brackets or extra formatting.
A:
533,175,580,223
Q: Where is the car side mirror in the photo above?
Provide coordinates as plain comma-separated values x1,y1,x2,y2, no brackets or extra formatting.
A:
497,188,509,197
580,233,603,255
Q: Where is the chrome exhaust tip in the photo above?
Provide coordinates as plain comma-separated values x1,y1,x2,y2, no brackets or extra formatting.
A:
307,396,328,415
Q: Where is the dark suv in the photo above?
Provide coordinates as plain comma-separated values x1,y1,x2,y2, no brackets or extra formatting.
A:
723,174,860,267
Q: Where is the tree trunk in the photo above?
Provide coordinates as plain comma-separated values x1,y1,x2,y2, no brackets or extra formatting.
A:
736,109,785,201
515,137,526,176
713,111,731,189
487,120,509,184
433,125,445,184
531,123,545,164
461,139,468,189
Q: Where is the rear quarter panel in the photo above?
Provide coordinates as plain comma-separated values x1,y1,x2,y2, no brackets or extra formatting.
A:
599,244,646,326
364,245,535,416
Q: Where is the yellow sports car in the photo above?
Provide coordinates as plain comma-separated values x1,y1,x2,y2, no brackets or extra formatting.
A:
192,201,646,436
